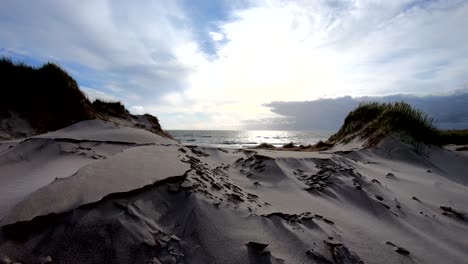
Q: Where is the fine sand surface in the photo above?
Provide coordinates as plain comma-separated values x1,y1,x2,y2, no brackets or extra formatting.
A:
1,121,468,263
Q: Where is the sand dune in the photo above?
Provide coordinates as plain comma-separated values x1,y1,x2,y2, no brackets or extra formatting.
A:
0,120,177,223
35,119,175,145
1,120,468,263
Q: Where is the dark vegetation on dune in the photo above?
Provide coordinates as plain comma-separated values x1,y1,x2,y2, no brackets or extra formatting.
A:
328,102,436,145
92,99,130,118
326,101,468,147
0,57,171,139
253,143,276,149
0,57,94,132
436,129,468,146
254,141,334,151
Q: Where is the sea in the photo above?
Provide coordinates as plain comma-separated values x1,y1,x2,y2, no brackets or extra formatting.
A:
168,130,332,149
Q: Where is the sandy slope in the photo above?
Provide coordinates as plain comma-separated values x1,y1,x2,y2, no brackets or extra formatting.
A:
0,120,177,223
35,119,175,144
0,122,467,264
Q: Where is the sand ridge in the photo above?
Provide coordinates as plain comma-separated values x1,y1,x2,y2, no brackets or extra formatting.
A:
0,120,468,263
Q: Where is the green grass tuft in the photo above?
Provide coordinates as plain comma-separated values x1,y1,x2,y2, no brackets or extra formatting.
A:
328,101,442,146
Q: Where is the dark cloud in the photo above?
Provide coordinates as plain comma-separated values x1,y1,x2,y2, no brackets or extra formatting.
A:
243,92,468,131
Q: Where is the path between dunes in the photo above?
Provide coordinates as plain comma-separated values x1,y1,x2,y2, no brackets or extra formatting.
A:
1,120,468,263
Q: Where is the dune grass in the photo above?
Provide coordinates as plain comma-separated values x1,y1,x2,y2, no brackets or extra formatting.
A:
1,56,130,125
0,57,95,132
253,143,276,149
435,129,468,145
326,101,465,146
0,57,171,138
92,99,130,118
282,142,296,148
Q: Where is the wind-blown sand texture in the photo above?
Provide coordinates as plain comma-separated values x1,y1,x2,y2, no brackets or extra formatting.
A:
1,121,468,264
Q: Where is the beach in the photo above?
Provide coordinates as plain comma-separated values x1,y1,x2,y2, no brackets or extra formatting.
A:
1,119,467,263
2,2,468,262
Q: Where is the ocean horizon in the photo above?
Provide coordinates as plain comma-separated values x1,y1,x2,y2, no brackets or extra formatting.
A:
168,130,333,148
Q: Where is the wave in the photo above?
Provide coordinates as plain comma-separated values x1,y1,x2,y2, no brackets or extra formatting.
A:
218,141,258,145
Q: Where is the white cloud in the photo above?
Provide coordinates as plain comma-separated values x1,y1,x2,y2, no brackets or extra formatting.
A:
130,105,145,115
152,0,468,129
81,86,118,102
209,32,224,41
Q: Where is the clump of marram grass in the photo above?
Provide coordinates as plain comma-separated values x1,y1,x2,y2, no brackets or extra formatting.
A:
309,140,334,151
0,57,173,140
435,129,468,145
329,102,387,141
282,142,296,148
254,143,276,149
328,101,437,146
0,56,95,132
92,99,129,118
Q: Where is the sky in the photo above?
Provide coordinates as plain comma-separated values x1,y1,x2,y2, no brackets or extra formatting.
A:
245,92,468,131
1,0,467,130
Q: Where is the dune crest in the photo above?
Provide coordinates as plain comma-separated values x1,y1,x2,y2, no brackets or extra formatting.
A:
0,118,468,263
0,58,171,140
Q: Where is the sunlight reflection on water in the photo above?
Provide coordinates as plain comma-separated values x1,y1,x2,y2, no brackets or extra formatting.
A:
169,130,331,148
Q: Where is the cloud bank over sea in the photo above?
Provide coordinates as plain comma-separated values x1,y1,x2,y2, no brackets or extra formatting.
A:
244,91,468,131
